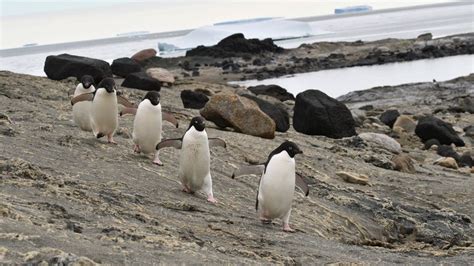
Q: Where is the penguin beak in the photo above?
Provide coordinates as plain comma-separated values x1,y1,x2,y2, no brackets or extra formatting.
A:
297,149,303,155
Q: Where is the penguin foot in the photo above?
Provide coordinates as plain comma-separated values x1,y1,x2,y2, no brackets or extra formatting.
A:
207,196,218,204
133,144,141,153
182,185,193,194
283,224,295,233
152,158,163,166
107,135,117,145
260,218,272,224
96,133,105,139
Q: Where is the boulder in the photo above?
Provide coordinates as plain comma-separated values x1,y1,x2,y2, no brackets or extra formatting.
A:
186,33,284,57
200,93,275,139
146,68,175,86
241,94,290,132
424,138,441,150
121,72,161,91
379,109,400,128
180,90,209,109
392,154,416,173
110,57,142,78
293,90,356,138
247,84,295,101
393,115,417,133
434,157,458,169
415,116,465,146
436,145,460,161
336,171,369,185
359,132,402,154
44,54,112,82
417,33,433,41
131,48,157,62
459,152,473,168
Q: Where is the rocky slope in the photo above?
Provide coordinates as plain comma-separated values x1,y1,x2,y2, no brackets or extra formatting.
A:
0,70,473,264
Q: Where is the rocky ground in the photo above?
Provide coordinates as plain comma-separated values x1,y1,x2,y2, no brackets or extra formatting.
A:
1,63,473,264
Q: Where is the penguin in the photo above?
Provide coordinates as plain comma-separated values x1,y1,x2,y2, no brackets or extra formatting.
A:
120,91,178,165
231,141,309,232
156,116,226,203
71,78,134,144
71,75,95,131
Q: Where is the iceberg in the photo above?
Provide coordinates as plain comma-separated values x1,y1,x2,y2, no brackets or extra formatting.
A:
157,18,313,54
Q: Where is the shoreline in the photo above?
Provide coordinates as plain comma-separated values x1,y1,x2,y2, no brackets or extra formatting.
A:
0,1,471,58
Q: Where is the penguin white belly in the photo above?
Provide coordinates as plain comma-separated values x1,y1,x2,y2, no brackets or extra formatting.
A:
73,102,93,131
133,103,162,154
259,153,295,219
72,84,95,131
179,129,210,191
91,91,118,136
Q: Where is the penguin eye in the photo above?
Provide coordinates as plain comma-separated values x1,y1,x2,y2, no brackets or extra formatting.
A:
289,147,293,150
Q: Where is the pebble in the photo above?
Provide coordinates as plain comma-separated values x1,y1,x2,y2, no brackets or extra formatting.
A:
336,171,369,185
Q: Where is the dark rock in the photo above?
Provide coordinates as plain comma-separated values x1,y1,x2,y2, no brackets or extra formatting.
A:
464,125,474,137
121,72,161,91
293,90,356,138
192,69,200,77
186,33,284,58
44,54,112,82
359,105,374,111
379,109,400,128
417,33,433,41
436,145,460,161
415,116,465,146
110,57,142,78
459,152,473,168
241,94,290,132
180,90,209,109
247,84,295,102
424,138,441,150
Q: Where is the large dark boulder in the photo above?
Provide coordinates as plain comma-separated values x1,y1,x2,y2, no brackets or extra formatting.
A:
242,94,290,132
293,90,356,138
121,72,161,91
379,109,400,128
44,54,112,82
247,84,295,102
180,90,209,109
415,116,465,146
186,33,283,57
111,58,142,78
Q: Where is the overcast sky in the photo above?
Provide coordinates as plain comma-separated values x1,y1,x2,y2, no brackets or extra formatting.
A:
0,0,457,48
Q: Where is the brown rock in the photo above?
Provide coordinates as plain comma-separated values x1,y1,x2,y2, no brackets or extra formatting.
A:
146,68,175,86
392,154,416,173
131,48,157,62
200,93,275,139
336,171,369,185
434,157,458,169
393,115,417,133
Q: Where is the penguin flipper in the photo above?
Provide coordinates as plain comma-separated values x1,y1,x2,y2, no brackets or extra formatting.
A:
117,95,136,108
156,138,182,151
208,138,226,149
71,93,94,105
295,173,309,197
231,164,265,179
163,112,179,128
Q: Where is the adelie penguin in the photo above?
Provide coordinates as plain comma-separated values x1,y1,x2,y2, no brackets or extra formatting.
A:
232,141,309,232
70,75,95,131
70,78,134,144
120,91,178,165
156,116,226,203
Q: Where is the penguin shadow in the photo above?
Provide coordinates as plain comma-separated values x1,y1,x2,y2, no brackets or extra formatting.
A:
257,219,305,234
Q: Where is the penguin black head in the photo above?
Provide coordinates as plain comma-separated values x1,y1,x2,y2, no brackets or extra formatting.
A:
189,116,205,132
278,141,303,158
143,91,160,106
98,78,116,93
80,75,94,89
